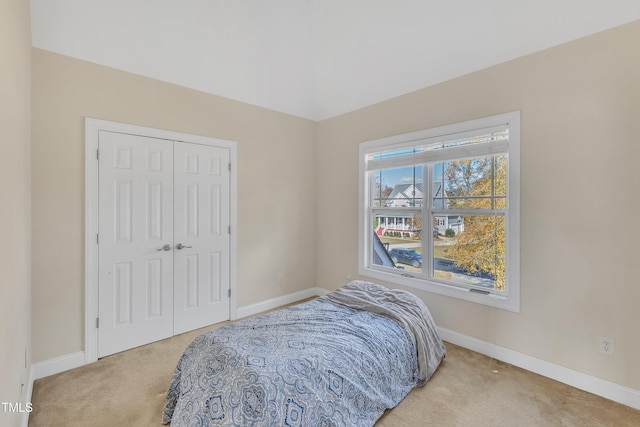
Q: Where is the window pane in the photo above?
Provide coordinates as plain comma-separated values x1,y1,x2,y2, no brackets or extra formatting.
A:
371,165,423,208
433,155,506,210
371,212,422,274
445,198,493,209
444,157,493,199
494,155,507,196
432,214,505,291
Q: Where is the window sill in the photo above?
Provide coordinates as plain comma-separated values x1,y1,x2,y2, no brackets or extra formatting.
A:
359,266,520,313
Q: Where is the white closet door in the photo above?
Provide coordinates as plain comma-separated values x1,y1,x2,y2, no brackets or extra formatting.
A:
173,141,230,334
98,131,174,357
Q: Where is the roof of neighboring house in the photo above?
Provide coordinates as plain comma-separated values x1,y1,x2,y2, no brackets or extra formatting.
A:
387,183,421,200
372,232,396,268
386,182,448,208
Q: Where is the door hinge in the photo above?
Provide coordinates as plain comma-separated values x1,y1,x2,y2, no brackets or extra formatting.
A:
228,289,231,298
97,149,99,160
228,226,231,234
96,318,99,328
97,233,99,244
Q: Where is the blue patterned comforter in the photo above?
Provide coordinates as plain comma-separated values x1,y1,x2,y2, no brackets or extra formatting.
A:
162,282,445,426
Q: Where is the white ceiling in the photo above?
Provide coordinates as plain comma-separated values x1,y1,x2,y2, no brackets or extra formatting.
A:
30,0,640,121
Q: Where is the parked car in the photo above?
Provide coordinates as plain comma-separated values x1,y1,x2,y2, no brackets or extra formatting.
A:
388,248,422,268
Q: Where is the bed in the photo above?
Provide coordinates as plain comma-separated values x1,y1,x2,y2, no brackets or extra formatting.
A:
162,280,446,426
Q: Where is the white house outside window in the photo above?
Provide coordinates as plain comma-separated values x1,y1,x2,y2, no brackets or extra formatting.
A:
359,112,520,312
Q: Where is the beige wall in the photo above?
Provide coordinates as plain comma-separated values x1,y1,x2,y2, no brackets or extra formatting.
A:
30,17,640,394
31,49,317,362
316,21,640,390
0,0,32,425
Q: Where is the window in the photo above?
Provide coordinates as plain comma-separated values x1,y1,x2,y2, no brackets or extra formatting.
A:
359,112,520,312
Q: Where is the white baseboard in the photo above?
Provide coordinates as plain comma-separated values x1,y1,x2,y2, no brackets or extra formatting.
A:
32,351,86,380
236,287,329,319
438,327,640,411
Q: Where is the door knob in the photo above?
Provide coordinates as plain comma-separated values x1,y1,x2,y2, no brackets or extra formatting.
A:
157,244,172,251
176,243,192,250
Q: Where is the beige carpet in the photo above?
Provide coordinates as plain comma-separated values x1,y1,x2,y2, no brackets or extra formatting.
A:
30,312,640,426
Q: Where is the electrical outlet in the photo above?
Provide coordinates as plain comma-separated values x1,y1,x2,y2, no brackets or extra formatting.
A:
276,273,284,286
599,337,614,356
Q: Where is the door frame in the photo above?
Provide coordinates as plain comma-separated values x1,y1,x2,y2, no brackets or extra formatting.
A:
84,118,238,363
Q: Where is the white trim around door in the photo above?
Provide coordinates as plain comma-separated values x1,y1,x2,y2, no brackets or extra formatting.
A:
84,118,238,364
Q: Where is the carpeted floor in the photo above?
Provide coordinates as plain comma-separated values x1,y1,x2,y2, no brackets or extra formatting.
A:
30,308,640,426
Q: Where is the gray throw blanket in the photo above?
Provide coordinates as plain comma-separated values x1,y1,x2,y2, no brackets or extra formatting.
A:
322,280,446,386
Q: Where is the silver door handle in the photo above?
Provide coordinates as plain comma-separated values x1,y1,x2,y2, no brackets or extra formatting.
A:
176,243,192,250
157,244,172,251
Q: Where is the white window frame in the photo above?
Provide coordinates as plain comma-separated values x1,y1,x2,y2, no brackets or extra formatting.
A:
359,111,520,312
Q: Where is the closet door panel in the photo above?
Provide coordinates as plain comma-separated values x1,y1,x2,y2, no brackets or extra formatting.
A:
173,142,230,334
97,131,174,357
